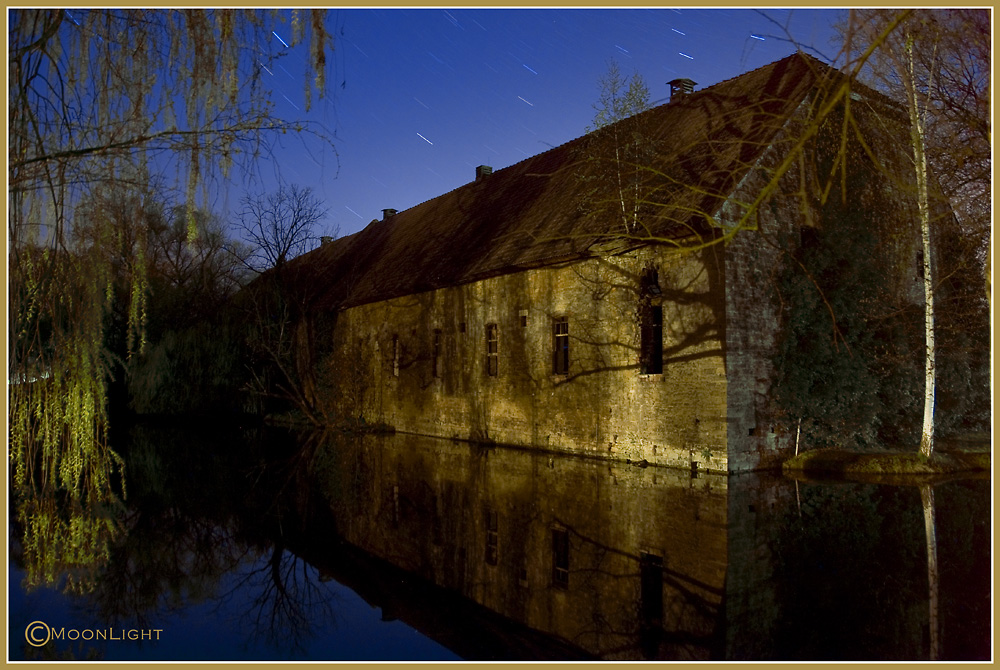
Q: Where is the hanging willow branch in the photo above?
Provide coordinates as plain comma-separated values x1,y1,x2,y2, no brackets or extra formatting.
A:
8,8,337,590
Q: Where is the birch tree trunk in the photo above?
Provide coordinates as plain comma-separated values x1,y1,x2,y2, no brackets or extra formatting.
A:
903,36,937,458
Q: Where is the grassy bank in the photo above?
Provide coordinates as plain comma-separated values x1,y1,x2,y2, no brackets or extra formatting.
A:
783,436,991,477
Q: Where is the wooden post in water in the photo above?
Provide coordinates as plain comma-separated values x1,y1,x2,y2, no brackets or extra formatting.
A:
794,418,802,456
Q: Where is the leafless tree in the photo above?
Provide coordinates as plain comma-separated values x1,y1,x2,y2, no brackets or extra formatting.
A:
838,8,991,457
236,185,331,272
231,185,336,424
581,60,654,235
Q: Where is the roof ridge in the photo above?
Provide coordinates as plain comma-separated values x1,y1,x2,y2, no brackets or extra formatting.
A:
286,52,835,274
406,51,828,212
696,50,823,95
285,52,837,311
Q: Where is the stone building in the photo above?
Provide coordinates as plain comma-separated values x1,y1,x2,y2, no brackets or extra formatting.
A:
282,53,930,473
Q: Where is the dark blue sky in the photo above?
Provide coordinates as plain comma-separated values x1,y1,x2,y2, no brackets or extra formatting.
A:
247,8,847,240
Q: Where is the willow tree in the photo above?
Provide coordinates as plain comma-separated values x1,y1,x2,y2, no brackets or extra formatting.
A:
8,9,335,590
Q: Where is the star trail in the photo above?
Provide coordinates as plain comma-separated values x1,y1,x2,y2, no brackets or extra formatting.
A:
251,8,844,239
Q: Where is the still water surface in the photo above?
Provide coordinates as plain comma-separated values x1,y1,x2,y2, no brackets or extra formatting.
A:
8,421,991,661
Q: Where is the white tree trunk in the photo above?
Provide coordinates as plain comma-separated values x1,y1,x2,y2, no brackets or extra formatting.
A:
905,38,936,458
918,189,936,459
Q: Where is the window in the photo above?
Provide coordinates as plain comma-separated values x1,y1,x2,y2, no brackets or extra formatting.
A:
484,506,498,566
432,329,442,378
392,335,400,377
519,309,528,328
553,317,569,375
486,323,499,376
640,268,663,375
552,527,569,588
640,552,664,624
640,305,663,374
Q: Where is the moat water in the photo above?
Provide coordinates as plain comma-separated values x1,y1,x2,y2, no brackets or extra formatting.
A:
8,421,991,661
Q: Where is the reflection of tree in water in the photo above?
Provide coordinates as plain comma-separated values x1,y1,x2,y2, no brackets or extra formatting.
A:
12,487,125,596
130,423,338,653
919,484,939,660
225,544,335,655
9,404,127,600
766,477,991,661
540,520,723,661
218,428,339,653
768,482,929,660
11,483,125,661
79,422,266,630
14,421,341,657
88,513,245,629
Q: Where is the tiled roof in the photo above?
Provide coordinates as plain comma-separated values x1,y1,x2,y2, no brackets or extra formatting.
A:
285,52,836,311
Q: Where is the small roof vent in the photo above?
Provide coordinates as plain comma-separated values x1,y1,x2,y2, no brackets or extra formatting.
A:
320,236,334,246
668,78,697,102
382,208,398,220
476,165,493,181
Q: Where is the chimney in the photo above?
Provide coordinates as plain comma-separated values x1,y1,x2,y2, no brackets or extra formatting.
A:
475,165,493,181
382,208,398,220
668,78,697,102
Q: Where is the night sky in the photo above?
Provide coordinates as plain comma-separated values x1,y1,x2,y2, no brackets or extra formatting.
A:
242,8,847,241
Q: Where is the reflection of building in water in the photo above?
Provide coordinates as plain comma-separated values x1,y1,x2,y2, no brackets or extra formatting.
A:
318,432,792,660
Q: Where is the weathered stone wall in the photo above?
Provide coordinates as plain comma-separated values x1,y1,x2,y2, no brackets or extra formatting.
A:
715,98,940,456
717,109,816,471
720,193,797,471
318,243,730,471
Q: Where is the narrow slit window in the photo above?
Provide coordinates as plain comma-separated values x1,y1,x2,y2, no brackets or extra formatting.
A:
392,335,400,377
484,506,498,566
391,485,400,528
553,317,569,375
552,527,569,588
486,323,499,376
432,329,442,378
